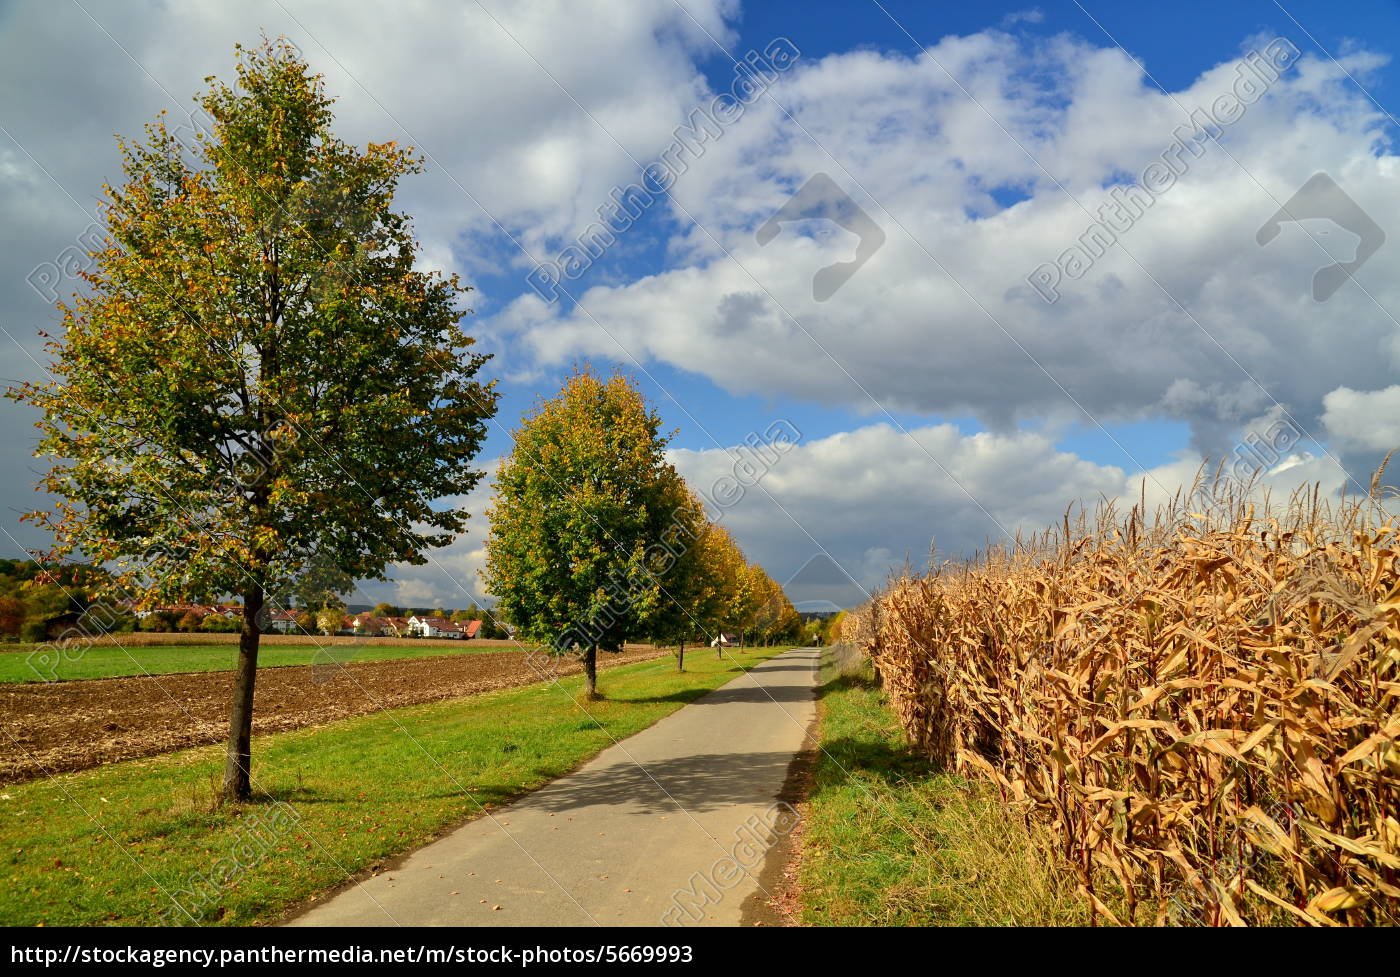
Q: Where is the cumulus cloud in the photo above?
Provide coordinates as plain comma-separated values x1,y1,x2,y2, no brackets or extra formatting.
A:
0,0,734,554
668,420,1354,605
309,418,1357,611
510,28,1400,469
1322,385,1400,454
4,3,1395,598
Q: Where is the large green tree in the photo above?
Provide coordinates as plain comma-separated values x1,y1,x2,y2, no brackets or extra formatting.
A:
485,370,685,699
10,38,496,801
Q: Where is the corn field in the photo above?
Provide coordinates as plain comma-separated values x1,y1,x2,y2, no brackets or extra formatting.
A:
860,476,1400,925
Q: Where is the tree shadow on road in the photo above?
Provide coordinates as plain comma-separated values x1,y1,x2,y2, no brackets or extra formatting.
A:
481,750,805,815
626,682,814,706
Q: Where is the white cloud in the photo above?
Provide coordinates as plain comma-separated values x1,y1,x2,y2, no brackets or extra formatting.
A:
1322,384,1400,454
373,459,500,608
0,0,736,552
374,415,1360,610
510,29,1400,464
4,4,1394,589
669,420,1355,603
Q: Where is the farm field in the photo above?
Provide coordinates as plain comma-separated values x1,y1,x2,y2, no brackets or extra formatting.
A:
0,643,681,784
0,647,791,927
1,636,522,684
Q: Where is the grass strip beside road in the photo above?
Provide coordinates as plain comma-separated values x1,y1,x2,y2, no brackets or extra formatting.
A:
0,646,790,926
797,645,1090,926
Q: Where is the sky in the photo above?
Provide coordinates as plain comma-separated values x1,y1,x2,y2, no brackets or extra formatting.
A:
1,0,1398,610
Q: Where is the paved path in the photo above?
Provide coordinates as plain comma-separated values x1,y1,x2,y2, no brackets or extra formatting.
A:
288,646,820,927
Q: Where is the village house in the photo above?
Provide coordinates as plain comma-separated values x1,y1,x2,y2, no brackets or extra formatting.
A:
406,615,483,639
261,608,301,633
348,613,406,637
137,602,242,620
407,615,458,638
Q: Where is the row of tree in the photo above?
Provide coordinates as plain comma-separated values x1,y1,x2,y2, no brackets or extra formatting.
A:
9,39,794,800
485,370,798,698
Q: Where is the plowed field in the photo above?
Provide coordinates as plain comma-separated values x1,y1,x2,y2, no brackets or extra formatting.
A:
0,645,669,784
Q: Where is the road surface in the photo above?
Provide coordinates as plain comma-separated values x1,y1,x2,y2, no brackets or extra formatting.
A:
286,645,819,927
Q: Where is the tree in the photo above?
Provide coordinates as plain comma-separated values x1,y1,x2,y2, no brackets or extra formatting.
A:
316,606,344,635
371,602,401,618
144,610,180,633
0,596,26,639
708,529,755,657
479,609,507,639
822,610,846,646
641,486,713,672
9,38,496,802
746,566,798,645
177,610,206,633
485,370,683,699
200,614,240,633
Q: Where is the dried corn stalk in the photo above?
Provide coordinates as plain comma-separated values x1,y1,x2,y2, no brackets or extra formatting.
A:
867,481,1400,925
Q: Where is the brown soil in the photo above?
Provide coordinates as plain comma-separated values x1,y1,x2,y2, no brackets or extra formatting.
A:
0,645,670,785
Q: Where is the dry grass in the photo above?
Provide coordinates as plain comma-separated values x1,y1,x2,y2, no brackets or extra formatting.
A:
862,474,1400,926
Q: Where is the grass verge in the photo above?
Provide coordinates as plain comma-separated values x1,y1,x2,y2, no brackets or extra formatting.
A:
797,644,1090,926
0,646,789,926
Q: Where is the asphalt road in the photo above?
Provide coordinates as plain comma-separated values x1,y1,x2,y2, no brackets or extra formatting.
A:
286,645,820,928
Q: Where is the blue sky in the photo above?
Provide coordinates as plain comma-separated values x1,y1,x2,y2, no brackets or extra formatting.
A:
2,1,1397,607
465,0,1399,469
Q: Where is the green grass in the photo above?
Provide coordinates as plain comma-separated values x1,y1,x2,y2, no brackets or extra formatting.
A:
798,645,1091,926
0,646,790,926
0,640,511,683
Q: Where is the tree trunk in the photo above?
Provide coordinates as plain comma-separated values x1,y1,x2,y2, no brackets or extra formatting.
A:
583,642,599,699
676,639,685,673
222,584,264,803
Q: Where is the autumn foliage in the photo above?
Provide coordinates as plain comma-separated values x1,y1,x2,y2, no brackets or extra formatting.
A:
486,370,798,690
10,38,495,800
